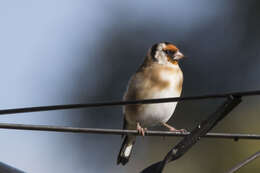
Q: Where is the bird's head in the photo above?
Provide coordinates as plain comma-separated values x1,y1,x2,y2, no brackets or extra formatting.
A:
148,42,184,65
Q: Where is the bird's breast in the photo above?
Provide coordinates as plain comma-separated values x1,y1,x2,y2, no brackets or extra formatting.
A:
135,64,183,99
124,64,183,127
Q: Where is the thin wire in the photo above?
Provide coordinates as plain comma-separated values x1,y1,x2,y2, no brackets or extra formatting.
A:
1,90,260,115
0,123,260,140
226,151,260,173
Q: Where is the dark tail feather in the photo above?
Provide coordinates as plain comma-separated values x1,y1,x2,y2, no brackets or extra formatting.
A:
117,135,135,165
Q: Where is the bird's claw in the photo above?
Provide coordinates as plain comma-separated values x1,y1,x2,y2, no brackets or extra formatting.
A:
137,123,147,136
169,128,188,133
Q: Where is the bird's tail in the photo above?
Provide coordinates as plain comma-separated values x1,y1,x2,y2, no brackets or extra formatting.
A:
117,135,136,165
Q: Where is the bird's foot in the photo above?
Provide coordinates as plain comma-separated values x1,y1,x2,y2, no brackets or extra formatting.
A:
169,128,187,133
137,123,147,136
162,123,187,133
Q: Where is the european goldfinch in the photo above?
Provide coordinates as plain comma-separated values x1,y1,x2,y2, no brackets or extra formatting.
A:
117,42,185,165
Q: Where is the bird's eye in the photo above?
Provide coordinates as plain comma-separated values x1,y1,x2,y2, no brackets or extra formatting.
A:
164,50,175,56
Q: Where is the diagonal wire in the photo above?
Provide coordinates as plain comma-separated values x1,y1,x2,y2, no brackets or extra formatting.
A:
0,122,260,141
140,96,242,173
226,151,260,173
0,90,260,115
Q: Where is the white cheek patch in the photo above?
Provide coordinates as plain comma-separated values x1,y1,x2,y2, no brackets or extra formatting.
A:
155,50,164,58
124,145,133,157
155,51,168,64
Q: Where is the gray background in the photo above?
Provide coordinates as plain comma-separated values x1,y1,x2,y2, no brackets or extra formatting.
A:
0,1,260,172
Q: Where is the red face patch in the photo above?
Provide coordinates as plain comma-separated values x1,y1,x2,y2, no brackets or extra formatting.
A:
164,44,178,52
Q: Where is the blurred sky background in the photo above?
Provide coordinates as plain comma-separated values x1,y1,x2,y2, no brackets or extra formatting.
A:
0,1,260,173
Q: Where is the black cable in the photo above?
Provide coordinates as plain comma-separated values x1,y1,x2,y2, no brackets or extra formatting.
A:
140,96,242,173
1,90,260,115
226,151,260,173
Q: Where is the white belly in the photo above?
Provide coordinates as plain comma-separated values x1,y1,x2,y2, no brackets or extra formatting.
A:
134,90,180,127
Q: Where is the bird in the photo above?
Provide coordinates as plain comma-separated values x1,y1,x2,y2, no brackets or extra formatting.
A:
117,42,185,166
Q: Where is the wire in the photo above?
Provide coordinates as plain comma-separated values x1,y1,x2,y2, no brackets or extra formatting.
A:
226,151,260,173
1,90,260,115
0,123,260,140
0,91,259,172
141,96,242,173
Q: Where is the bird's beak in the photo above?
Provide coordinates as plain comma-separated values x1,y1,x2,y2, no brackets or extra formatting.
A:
173,51,184,60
